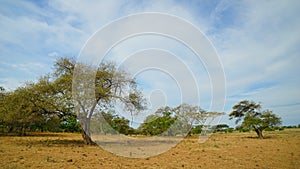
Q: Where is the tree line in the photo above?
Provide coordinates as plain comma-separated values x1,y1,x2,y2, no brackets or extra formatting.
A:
0,57,284,143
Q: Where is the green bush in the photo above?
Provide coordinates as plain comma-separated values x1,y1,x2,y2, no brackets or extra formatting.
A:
238,128,250,132
264,127,275,131
227,128,234,133
60,117,82,133
191,125,202,134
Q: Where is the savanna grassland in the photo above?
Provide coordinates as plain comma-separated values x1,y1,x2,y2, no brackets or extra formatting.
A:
0,129,299,169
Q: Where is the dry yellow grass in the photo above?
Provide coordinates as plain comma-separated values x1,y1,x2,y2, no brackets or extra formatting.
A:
0,129,299,169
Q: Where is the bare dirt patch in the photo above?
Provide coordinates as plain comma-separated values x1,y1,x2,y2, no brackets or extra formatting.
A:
0,129,299,168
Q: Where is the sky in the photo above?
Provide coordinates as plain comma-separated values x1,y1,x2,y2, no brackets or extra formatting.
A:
0,0,299,127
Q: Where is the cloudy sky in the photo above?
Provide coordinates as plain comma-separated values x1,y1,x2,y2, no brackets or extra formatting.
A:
0,0,299,126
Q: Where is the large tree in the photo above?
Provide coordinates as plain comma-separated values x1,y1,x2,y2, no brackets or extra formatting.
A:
229,100,281,138
0,75,76,135
0,57,145,141
54,57,146,144
0,85,49,135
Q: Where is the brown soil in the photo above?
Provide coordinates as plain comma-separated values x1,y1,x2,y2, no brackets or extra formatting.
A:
0,129,299,169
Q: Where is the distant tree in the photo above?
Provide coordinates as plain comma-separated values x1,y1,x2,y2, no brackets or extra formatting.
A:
138,107,176,136
173,103,199,136
110,115,133,135
90,111,134,135
229,100,282,138
138,104,224,136
60,116,82,133
213,124,229,132
174,103,224,136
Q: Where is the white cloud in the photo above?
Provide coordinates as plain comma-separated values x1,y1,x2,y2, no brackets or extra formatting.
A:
0,0,299,125
48,51,59,57
209,0,300,125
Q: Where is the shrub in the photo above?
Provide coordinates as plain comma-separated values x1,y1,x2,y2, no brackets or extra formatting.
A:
227,128,234,133
191,125,202,134
264,127,275,131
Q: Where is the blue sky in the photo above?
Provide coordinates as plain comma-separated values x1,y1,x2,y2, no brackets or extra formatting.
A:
0,0,299,126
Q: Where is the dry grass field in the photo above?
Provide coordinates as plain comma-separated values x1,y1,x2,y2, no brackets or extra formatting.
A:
0,129,299,169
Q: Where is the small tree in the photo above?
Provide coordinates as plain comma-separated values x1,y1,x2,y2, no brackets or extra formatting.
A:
213,124,229,132
229,100,281,138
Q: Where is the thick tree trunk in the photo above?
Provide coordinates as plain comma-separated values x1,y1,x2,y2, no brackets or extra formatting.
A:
255,128,263,139
82,130,96,145
81,117,96,145
8,126,13,132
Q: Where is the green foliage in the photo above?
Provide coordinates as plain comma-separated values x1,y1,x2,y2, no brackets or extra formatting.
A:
0,82,80,134
0,86,46,135
138,108,177,136
235,125,250,132
110,116,132,135
90,111,134,135
213,124,229,132
264,127,275,131
227,128,234,133
138,104,224,136
69,58,146,144
191,125,202,134
229,100,282,138
60,116,82,133
284,125,298,128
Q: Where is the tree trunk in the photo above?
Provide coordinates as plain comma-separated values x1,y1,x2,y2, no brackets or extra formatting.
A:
8,126,13,132
18,126,26,136
22,126,26,136
82,130,96,145
81,117,96,145
255,128,263,139
187,130,192,137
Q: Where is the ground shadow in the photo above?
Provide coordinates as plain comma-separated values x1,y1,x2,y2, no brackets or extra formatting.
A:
40,139,85,145
245,135,272,139
0,132,70,137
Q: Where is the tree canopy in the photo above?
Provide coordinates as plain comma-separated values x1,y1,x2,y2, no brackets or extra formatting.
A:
229,100,281,138
138,104,224,136
54,57,147,144
0,57,146,140
0,57,285,143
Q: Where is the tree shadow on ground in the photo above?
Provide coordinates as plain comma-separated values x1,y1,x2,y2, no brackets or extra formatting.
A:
244,135,272,139
39,139,85,145
0,132,71,137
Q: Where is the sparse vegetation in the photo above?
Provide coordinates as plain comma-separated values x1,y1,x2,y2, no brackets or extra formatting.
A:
1,57,298,168
0,129,299,168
